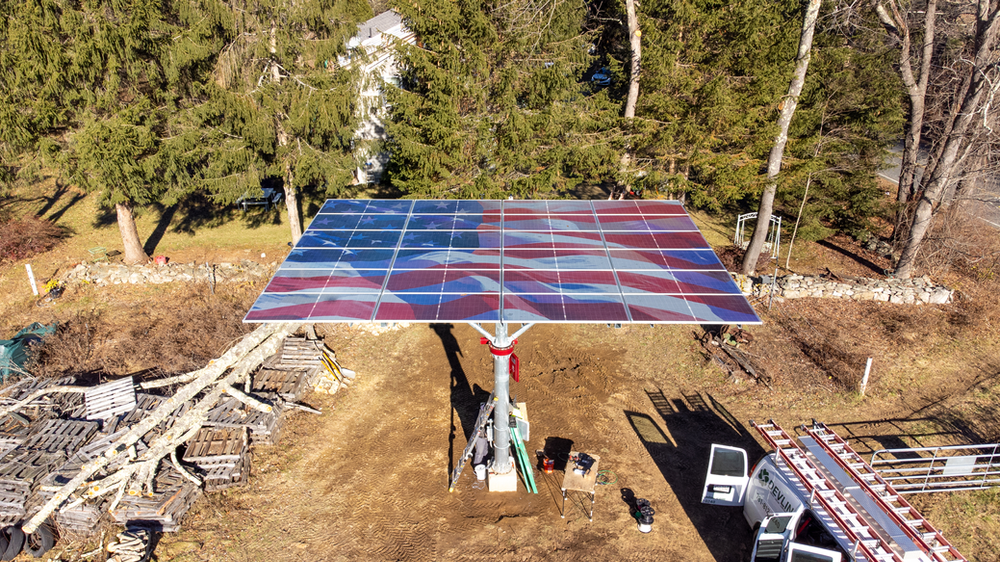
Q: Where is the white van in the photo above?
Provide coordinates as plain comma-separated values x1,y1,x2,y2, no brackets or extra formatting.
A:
702,440,934,562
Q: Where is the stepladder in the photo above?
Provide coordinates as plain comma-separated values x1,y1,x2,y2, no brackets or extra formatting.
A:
449,393,496,492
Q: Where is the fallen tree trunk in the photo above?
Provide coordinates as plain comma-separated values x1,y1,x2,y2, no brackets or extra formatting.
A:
22,322,299,533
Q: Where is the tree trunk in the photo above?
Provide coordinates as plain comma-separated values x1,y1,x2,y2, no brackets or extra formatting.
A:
623,0,641,120
617,0,641,197
116,202,148,265
895,0,1000,278
23,322,300,533
284,162,303,244
740,0,821,275
882,0,936,243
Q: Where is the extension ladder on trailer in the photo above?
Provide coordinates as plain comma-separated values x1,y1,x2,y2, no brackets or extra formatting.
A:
753,420,904,562
803,422,967,562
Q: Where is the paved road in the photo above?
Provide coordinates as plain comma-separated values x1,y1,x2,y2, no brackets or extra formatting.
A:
879,142,1000,228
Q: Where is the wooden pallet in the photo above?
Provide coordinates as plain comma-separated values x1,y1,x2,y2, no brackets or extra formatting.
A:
204,397,283,445
274,337,325,369
11,376,77,401
0,449,67,482
200,453,251,493
23,418,99,454
0,480,30,519
0,436,24,462
55,500,107,535
119,393,190,442
182,427,248,463
111,466,202,532
251,416,283,446
252,368,310,401
85,377,137,420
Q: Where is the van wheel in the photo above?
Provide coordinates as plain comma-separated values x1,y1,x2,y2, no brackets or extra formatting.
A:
746,523,760,562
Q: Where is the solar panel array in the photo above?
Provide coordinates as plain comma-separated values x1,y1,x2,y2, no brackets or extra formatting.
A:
245,199,761,325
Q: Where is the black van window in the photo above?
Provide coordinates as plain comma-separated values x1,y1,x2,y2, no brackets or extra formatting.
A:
710,449,746,477
789,551,837,562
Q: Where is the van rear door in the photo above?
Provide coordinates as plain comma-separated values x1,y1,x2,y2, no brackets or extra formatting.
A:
701,444,749,506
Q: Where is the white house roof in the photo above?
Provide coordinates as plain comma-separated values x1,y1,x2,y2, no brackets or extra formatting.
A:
356,10,405,41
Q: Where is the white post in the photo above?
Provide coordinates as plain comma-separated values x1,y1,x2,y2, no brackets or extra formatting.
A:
860,358,873,396
25,265,39,296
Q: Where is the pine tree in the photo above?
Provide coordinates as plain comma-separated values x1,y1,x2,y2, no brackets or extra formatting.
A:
385,0,622,199
194,0,371,243
629,0,805,209
0,0,221,263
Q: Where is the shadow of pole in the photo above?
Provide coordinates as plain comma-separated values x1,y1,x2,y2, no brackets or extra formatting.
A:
431,324,489,484
623,388,767,562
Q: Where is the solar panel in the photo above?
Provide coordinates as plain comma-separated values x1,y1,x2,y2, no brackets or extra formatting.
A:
245,199,762,325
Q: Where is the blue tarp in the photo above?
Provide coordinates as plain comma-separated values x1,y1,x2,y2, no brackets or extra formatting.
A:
0,322,57,381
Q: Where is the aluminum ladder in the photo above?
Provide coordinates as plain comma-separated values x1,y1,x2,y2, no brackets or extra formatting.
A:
448,393,497,492
753,420,903,562
803,421,967,562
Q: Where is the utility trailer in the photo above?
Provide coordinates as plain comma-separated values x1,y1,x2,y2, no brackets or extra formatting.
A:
701,420,967,562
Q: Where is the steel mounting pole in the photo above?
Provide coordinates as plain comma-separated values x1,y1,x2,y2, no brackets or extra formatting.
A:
468,322,534,475
491,322,513,473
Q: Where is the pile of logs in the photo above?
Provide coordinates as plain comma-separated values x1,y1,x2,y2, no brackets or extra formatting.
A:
0,322,354,558
699,326,772,388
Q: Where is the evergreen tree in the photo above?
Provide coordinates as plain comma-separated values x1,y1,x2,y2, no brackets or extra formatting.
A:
630,0,804,209
777,25,904,243
631,0,901,255
385,0,622,199
195,0,370,243
0,0,219,263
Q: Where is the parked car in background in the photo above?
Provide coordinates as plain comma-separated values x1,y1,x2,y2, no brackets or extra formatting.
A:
591,67,612,87
237,187,283,211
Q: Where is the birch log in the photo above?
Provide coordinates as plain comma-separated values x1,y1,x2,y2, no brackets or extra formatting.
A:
22,322,299,533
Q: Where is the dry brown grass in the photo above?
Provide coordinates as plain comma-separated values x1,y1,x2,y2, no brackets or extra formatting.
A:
914,206,1000,280
0,216,66,264
29,283,257,381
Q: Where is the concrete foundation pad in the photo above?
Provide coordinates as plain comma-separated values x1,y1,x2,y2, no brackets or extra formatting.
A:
488,467,519,492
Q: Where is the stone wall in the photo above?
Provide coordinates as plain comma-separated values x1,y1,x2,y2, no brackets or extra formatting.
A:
61,260,274,286
764,274,952,305
57,262,953,307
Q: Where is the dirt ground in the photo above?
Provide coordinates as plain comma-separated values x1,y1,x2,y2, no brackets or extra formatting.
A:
5,207,1000,561
144,311,997,562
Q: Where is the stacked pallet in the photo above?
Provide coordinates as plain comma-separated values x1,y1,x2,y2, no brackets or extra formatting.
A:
273,337,326,370
119,394,191,443
0,480,30,526
35,429,138,534
110,465,202,533
204,397,283,445
182,426,250,492
0,334,350,549
252,362,311,402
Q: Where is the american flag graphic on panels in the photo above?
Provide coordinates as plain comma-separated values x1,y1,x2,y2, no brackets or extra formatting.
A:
245,199,761,324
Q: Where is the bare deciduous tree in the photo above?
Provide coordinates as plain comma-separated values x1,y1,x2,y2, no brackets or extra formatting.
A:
740,0,822,275
892,0,1000,278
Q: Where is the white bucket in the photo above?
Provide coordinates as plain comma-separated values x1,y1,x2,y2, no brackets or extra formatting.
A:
474,464,487,481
